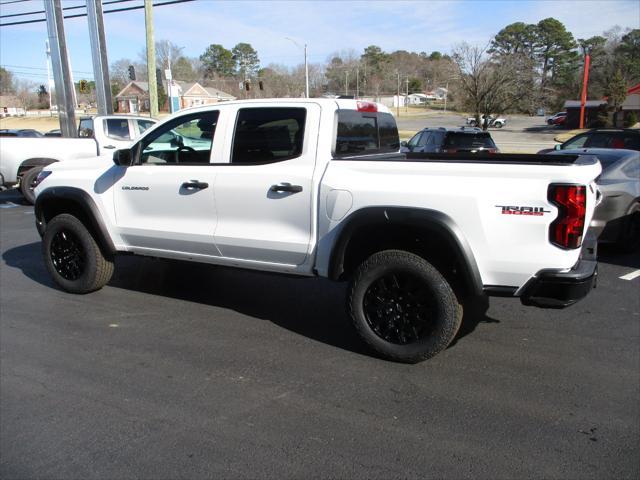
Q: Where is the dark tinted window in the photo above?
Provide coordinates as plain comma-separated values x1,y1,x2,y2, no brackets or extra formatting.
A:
232,107,306,164
335,111,399,156
443,132,496,149
105,118,130,140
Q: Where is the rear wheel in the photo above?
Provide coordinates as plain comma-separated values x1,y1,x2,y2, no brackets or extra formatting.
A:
348,250,462,363
42,214,114,293
20,167,41,205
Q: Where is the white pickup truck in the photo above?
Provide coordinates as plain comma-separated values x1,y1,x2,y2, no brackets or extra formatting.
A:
0,115,156,203
32,99,601,363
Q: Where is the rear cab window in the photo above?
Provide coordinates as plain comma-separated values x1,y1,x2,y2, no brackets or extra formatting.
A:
334,110,399,157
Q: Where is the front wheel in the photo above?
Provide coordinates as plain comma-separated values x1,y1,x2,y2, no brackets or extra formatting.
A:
20,167,41,205
495,122,503,128
348,250,462,363
42,213,114,293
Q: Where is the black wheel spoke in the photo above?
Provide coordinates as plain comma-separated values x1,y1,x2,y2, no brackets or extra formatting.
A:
362,271,438,345
50,229,86,281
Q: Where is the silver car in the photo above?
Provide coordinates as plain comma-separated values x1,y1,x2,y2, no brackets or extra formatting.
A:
550,148,639,250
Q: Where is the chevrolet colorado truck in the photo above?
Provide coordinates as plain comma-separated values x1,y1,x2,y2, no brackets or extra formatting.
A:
33,99,601,363
0,115,156,204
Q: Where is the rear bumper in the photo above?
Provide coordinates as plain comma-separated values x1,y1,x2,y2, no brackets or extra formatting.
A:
518,232,598,309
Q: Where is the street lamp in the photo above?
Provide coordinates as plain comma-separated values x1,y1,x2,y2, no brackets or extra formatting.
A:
285,37,309,98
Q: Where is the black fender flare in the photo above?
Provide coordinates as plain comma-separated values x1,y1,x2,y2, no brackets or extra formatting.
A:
19,158,59,173
34,186,116,256
327,206,483,296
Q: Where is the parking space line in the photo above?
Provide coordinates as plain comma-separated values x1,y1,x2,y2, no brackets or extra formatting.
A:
619,269,640,281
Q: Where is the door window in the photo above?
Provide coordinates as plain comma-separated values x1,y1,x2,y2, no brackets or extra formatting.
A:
407,132,423,149
562,134,588,149
136,119,156,135
104,118,131,140
231,107,306,164
138,111,219,164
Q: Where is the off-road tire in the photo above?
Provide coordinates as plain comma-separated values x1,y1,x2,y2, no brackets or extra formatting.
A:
20,167,41,205
348,250,463,363
42,214,114,293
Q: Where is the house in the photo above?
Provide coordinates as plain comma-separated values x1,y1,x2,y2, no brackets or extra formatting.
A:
619,83,640,127
562,99,608,129
0,95,26,116
114,81,235,113
408,93,428,105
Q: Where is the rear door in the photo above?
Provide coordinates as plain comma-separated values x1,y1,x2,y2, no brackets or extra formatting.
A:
213,104,320,265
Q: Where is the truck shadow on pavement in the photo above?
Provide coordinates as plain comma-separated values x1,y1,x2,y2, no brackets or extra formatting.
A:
3,242,500,359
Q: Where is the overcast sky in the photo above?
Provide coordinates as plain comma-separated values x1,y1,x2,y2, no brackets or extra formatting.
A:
1,0,638,84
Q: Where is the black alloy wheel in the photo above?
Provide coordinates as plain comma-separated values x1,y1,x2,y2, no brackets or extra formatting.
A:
50,229,86,280
362,271,437,345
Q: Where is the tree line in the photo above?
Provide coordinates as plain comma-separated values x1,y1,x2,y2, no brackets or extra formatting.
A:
1,18,638,119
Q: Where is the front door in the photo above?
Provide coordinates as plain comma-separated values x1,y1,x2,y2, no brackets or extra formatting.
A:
213,104,319,266
114,110,221,257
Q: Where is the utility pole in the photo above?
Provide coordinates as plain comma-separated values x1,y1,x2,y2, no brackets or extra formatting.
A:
345,71,349,96
396,71,400,117
86,0,113,115
44,0,77,137
304,43,309,98
144,0,158,118
45,40,53,114
356,67,359,99
405,76,409,113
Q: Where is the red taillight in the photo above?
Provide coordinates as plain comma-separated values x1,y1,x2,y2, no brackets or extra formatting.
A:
356,101,377,112
548,184,586,249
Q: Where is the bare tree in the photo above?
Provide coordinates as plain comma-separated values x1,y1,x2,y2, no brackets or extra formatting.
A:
14,79,37,111
453,42,531,128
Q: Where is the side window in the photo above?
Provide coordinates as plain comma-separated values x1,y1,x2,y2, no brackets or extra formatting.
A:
138,111,219,165
407,132,423,148
104,118,131,140
563,134,588,149
418,132,431,146
623,134,640,150
78,118,94,137
231,107,306,164
136,120,156,135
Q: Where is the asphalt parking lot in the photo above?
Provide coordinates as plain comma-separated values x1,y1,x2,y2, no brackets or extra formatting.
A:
1,189,639,479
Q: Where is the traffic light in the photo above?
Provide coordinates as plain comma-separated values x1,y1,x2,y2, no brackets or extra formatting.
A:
244,80,251,91
128,65,136,81
79,79,88,93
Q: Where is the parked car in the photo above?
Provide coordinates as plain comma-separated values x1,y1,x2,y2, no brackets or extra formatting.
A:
538,128,640,154
0,115,158,204
549,148,639,250
44,129,62,137
465,115,506,128
0,128,44,137
401,127,499,154
547,112,567,125
33,99,602,363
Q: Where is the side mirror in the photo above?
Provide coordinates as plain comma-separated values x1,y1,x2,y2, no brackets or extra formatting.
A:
400,140,408,147
113,148,133,166
554,144,561,151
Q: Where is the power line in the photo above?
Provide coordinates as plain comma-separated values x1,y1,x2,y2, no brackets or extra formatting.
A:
0,0,31,5
0,0,194,27
0,0,137,19
2,63,94,75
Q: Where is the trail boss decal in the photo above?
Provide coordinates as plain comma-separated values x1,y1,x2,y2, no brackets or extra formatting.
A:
495,205,551,216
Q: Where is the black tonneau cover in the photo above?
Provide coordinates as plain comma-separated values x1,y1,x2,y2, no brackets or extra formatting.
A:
333,151,584,166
